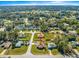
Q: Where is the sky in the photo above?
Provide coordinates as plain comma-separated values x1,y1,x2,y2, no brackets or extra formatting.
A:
0,1,79,6
0,0,79,1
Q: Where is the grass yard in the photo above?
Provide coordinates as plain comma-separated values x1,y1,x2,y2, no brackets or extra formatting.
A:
0,48,3,53
22,30,31,32
5,46,28,55
76,47,79,52
44,33,55,41
33,33,39,42
33,33,56,42
51,49,60,55
19,33,32,41
31,45,49,55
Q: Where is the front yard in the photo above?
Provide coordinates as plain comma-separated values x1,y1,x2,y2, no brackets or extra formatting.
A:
31,45,49,55
5,46,28,55
0,48,3,53
19,33,32,41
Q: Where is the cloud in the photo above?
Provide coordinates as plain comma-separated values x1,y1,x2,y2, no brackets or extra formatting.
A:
0,1,79,6
0,0,79,1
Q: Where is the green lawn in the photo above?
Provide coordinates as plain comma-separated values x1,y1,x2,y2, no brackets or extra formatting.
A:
5,46,28,55
19,33,32,41
76,47,79,52
33,33,57,42
31,45,49,55
0,48,3,53
22,30,31,32
44,33,55,41
33,33,39,42
51,49,60,55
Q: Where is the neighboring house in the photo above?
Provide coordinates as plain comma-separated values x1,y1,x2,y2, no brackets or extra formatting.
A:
15,41,23,48
15,24,25,30
76,42,79,46
2,41,11,49
48,43,57,50
71,41,76,48
25,25,40,30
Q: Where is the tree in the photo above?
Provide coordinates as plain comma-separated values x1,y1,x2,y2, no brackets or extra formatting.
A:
40,23,48,32
0,31,6,41
53,34,71,55
57,41,72,55
76,28,79,35
58,41,66,54
8,30,18,41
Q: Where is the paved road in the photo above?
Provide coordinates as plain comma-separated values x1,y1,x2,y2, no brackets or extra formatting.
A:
25,31,35,55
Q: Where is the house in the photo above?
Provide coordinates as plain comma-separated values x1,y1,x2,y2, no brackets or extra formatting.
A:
48,43,57,50
38,33,44,39
25,25,40,30
2,41,11,49
15,24,25,30
71,41,76,48
15,41,23,48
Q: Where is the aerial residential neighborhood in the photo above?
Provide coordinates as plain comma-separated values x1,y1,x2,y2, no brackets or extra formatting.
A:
0,1,79,58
